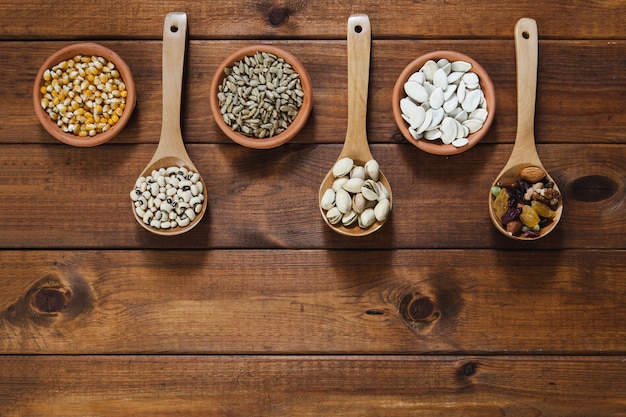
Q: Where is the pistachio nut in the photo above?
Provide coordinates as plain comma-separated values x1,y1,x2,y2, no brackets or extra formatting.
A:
377,181,390,201
326,207,342,225
341,210,358,226
358,208,376,228
364,159,380,182
335,188,352,213
332,177,349,192
320,188,336,211
343,177,365,194
350,165,366,180
361,179,379,201
332,157,354,178
352,193,366,214
374,198,391,222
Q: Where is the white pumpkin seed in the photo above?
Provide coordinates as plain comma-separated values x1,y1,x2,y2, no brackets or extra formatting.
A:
404,81,429,103
452,137,469,147
451,60,472,72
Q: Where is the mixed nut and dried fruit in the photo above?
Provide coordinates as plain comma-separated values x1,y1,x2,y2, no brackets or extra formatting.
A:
400,58,488,148
131,166,204,230
217,51,304,139
320,158,391,229
491,166,562,238
39,54,128,137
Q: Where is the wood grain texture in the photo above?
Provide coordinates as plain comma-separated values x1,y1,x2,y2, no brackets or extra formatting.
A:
1,250,624,354
3,40,625,145
1,1,625,414
0,143,623,249
1,355,625,416
1,0,625,40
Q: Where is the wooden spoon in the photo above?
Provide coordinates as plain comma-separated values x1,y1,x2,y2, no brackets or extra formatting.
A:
318,14,392,236
132,12,207,235
488,18,562,240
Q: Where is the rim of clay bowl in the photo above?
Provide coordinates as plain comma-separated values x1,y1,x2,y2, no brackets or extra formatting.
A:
392,50,495,156
33,42,136,147
209,44,313,149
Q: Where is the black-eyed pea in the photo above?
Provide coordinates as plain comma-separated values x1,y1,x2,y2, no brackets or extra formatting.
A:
142,210,153,225
185,208,196,222
177,215,190,228
135,206,146,219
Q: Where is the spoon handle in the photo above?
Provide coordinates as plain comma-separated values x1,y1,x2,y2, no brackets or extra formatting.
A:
340,14,373,162
511,17,542,166
153,12,189,163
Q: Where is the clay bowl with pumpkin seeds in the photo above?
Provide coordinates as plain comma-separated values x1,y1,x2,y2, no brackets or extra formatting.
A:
209,45,313,149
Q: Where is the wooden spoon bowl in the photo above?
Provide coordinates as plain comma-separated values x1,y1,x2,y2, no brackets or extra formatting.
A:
132,12,207,236
319,14,392,236
488,18,563,240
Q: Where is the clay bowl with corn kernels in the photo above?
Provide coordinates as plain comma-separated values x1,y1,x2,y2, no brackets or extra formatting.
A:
33,42,136,147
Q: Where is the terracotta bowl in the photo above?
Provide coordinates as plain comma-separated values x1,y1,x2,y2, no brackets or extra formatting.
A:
210,45,312,149
392,51,495,155
33,42,136,147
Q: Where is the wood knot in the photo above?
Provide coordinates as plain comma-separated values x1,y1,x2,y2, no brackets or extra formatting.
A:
456,361,478,381
392,132,406,143
568,175,619,202
30,280,71,314
268,6,289,26
400,293,440,324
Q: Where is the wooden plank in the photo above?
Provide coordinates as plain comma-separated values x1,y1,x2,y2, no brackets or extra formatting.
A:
4,40,625,145
1,250,624,354
1,0,625,40
0,143,623,249
1,355,625,416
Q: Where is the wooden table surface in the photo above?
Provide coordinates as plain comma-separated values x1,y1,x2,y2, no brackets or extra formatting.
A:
1,1,625,415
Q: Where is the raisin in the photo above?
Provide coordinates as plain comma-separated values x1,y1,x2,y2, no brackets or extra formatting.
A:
502,207,522,225
493,188,509,222
520,205,540,227
531,200,554,218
